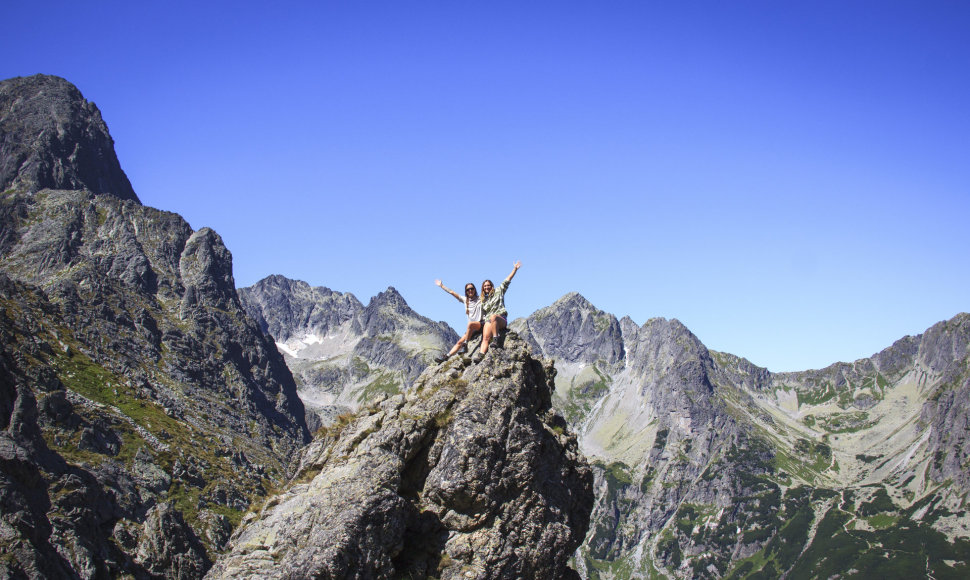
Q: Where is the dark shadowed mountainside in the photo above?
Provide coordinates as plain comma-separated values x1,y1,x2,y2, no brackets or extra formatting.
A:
0,74,138,202
0,74,308,578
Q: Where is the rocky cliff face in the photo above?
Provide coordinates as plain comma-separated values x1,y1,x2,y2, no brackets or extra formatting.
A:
0,75,308,578
0,75,138,202
207,333,594,580
239,275,458,428
514,294,970,579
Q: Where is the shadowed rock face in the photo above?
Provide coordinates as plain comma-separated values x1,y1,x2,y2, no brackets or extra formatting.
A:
0,75,139,202
207,333,594,580
0,189,311,578
0,75,309,578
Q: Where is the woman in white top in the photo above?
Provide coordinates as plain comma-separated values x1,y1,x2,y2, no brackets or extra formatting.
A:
433,279,483,363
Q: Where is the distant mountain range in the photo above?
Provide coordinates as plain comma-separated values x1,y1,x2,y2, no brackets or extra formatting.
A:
513,293,970,578
239,273,970,578
238,275,457,430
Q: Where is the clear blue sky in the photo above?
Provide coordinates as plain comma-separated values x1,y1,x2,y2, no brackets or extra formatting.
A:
5,1,968,372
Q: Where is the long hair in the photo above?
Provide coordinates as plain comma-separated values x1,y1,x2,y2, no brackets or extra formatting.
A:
464,282,478,316
481,279,494,301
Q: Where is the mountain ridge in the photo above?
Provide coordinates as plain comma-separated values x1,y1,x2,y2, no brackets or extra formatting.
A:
238,275,457,428
241,274,970,576
511,292,970,578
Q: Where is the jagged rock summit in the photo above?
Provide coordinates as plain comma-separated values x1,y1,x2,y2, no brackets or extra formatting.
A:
239,274,363,343
0,74,138,202
515,292,626,372
207,333,595,580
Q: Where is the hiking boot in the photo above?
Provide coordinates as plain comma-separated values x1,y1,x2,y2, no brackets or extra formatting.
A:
434,352,449,364
471,351,485,364
493,329,506,349
457,344,468,355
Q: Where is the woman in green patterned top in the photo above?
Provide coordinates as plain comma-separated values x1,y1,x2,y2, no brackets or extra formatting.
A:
473,261,521,362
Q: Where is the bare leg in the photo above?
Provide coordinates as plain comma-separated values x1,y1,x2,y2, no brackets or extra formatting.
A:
448,321,481,356
481,321,494,354
480,315,507,354
447,338,465,357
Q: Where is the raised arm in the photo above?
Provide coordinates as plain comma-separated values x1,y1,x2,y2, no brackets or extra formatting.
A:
435,279,463,302
505,261,521,284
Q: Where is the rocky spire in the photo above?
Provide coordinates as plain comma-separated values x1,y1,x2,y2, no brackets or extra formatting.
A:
0,74,139,202
207,333,594,580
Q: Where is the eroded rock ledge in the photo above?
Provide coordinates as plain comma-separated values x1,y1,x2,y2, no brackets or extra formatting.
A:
207,333,594,580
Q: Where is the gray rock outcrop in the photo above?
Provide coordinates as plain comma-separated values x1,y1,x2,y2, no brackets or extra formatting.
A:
0,75,138,202
207,333,594,580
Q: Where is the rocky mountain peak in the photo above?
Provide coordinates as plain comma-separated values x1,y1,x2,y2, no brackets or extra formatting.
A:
517,292,970,578
354,286,440,337
0,75,138,202
0,73,310,576
208,333,594,579
914,312,970,375
238,276,458,427
513,292,625,369
239,275,363,343
555,291,597,310
251,273,303,293
371,285,408,310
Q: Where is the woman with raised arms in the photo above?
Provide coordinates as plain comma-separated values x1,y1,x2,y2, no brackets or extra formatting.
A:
433,279,482,363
